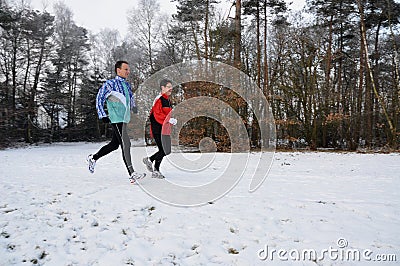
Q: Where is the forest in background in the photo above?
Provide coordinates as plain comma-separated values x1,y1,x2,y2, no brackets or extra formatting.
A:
0,0,399,151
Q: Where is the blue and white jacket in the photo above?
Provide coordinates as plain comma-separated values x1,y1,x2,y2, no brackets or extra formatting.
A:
96,76,137,123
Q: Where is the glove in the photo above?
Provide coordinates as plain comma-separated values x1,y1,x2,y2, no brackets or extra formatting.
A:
102,117,111,124
169,118,177,125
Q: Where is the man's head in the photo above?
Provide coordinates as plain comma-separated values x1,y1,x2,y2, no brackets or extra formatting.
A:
160,78,173,96
115,60,130,79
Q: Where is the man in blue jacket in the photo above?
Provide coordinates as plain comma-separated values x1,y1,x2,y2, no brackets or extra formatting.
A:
87,60,145,183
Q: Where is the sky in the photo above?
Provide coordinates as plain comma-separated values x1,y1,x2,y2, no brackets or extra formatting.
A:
28,0,306,37
0,143,399,264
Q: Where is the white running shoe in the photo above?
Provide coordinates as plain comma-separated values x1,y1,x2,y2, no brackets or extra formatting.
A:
142,157,153,172
129,171,146,184
87,154,96,173
151,170,165,179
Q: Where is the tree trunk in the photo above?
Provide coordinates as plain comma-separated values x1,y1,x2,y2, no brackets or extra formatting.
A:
263,0,269,97
204,0,209,60
387,5,400,148
351,30,365,150
234,0,241,70
322,15,333,148
148,18,154,72
191,21,201,60
11,36,18,123
357,0,396,147
256,3,261,88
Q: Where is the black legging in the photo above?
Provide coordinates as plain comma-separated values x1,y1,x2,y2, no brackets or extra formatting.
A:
93,123,134,175
150,134,171,171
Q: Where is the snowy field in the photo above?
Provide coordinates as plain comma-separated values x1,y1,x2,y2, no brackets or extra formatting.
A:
0,142,399,265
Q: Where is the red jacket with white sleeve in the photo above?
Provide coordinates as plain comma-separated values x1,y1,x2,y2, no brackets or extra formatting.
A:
149,93,172,136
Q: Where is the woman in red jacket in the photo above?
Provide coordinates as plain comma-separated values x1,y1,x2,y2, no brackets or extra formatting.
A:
143,79,177,179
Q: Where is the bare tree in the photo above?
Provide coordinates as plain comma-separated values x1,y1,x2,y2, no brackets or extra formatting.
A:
93,28,121,77
127,0,160,74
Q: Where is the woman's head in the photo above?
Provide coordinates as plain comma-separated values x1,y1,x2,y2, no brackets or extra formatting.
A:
160,78,173,96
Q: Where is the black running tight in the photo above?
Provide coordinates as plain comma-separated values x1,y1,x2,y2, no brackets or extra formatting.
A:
150,134,171,171
93,123,134,175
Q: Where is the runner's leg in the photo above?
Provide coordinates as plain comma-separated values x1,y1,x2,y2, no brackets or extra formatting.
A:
92,125,119,160
114,123,134,175
150,134,166,171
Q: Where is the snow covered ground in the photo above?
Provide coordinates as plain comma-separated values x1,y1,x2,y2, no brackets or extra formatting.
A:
0,142,399,265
